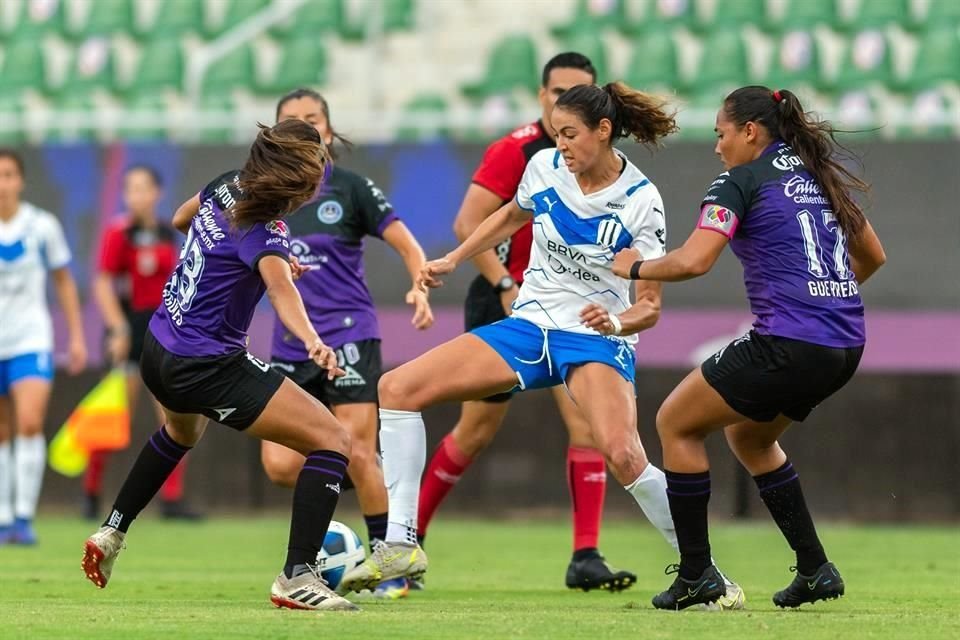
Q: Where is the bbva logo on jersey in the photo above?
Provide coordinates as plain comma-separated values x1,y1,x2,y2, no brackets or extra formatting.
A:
596,219,624,249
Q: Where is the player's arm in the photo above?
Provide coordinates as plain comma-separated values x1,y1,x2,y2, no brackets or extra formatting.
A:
92,272,129,364
452,184,516,287
50,267,87,374
613,229,729,282
259,255,343,378
579,280,662,337
847,220,886,284
172,194,200,233
381,220,434,330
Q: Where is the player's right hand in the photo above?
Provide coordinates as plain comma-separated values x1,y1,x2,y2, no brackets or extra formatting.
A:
418,256,457,290
308,338,346,380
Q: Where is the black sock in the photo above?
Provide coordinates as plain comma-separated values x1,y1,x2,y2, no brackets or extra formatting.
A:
665,470,712,581
754,460,827,575
284,450,348,579
103,426,191,534
572,547,600,562
364,512,388,548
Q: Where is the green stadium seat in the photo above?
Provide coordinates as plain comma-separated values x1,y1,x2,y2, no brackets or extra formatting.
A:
59,38,116,94
196,94,239,143
461,35,539,99
766,0,837,32
0,38,51,94
902,27,960,91
832,30,895,91
46,93,99,142
396,94,450,141
764,30,824,91
691,28,750,93
623,31,680,92
68,0,135,40
270,0,346,38
920,0,960,28
678,89,728,140
840,0,910,31
257,37,328,94
118,92,170,140
621,0,695,34
900,89,956,138
199,45,256,96
696,0,768,32
140,0,204,39
2,0,66,39
207,0,271,38
0,95,26,144
551,0,626,39
560,28,609,82
124,39,185,96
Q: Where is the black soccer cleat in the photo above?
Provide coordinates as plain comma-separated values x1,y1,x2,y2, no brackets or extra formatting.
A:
565,552,637,592
652,564,726,610
773,562,845,608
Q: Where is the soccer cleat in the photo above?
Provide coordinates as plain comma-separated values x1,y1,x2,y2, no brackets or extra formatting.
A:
652,564,726,611
408,576,425,591
773,562,844,608
690,567,746,611
373,577,410,600
81,526,126,588
11,518,37,545
270,565,359,611
339,540,428,593
565,552,637,592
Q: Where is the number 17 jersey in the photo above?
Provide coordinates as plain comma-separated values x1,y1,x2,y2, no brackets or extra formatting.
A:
697,141,865,348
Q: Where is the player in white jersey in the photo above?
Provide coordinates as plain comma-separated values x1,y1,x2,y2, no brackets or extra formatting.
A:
340,83,744,609
0,149,86,545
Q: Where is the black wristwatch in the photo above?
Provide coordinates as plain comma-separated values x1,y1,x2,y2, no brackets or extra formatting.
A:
493,275,517,293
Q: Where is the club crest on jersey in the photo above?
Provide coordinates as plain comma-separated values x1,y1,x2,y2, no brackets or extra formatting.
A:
596,219,623,249
697,204,738,237
317,200,344,224
266,220,289,236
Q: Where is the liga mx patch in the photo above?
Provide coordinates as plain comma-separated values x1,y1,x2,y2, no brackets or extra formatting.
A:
697,204,739,237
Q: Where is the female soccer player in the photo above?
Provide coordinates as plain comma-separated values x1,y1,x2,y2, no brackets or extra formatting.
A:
339,82,741,600
81,120,358,612
260,88,433,599
0,149,86,546
610,87,886,610
88,165,202,522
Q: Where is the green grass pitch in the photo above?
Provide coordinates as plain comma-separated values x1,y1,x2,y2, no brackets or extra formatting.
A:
2,516,958,639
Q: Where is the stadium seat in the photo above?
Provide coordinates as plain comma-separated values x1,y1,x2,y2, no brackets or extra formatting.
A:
920,0,960,28
396,94,451,141
207,0,272,39
696,0,768,32
551,0,627,39
68,0,135,40
902,27,960,92
461,35,539,99
269,0,346,38
117,92,170,140
257,37,328,94
139,0,204,39
690,28,750,94
766,0,837,32
832,30,895,91
199,45,256,96
839,0,910,31
900,89,957,138
196,94,239,143
124,39,185,96
2,0,66,39
764,30,824,91
59,38,116,95
623,31,680,93
621,0,696,34
46,93,99,142
560,28,609,82
342,0,417,37
0,95,26,144
0,38,50,94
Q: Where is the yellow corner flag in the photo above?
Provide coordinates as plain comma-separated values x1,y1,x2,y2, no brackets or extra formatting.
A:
49,369,130,477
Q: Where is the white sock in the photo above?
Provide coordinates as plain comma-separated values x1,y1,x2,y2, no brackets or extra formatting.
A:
14,434,46,520
624,463,678,551
0,442,12,526
379,408,425,545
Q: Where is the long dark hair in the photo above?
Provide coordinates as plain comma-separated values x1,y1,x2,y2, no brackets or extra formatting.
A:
723,86,869,237
232,119,330,227
554,82,678,147
275,87,352,159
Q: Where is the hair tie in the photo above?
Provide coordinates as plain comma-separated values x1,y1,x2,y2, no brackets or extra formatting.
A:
773,90,783,103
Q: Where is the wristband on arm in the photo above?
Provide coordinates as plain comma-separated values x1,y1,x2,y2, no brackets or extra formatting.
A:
629,260,644,280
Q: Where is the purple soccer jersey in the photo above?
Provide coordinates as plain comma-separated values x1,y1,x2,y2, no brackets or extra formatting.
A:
697,141,865,348
271,166,397,360
149,171,291,357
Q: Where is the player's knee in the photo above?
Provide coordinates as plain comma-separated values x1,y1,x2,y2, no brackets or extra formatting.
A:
262,454,299,488
378,371,420,411
14,418,43,437
599,436,647,483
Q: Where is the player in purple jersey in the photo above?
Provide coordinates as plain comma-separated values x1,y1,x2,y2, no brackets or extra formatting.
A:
611,86,886,610
260,88,433,599
81,120,360,612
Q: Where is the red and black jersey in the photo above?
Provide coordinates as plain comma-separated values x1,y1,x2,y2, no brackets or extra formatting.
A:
471,120,554,283
98,218,178,312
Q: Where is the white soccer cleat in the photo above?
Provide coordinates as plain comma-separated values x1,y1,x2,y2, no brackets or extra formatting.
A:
82,526,126,589
270,565,360,611
339,540,428,593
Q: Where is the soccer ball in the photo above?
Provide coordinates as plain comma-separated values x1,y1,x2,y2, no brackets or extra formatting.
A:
316,521,366,590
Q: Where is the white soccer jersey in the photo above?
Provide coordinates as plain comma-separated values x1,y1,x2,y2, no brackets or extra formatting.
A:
0,202,72,359
513,148,666,345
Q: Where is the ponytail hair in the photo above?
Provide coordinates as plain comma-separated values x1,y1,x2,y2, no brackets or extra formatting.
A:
723,86,869,238
554,82,678,147
232,119,331,227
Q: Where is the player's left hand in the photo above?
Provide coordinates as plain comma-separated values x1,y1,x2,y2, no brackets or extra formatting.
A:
289,256,310,280
308,339,346,380
67,336,87,375
579,303,621,336
418,256,457,290
612,247,643,279
406,288,434,330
